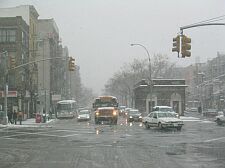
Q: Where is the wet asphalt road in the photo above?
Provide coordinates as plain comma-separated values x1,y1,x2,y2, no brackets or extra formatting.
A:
0,113,225,168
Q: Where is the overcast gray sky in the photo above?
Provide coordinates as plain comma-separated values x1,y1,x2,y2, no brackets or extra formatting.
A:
1,0,225,94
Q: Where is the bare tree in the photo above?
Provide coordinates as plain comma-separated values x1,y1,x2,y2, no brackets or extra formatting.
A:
104,54,175,106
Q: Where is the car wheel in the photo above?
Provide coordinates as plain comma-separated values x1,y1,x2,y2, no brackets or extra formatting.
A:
145,122,150,129
158,122,163,129
216,119,222,125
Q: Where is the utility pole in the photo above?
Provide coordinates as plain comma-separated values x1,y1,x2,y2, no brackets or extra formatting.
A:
0,51,9,125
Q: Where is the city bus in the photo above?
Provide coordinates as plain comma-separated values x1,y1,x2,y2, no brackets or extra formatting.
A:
56,100,77,119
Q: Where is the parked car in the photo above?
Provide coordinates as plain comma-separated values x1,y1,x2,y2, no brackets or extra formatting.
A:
77,109,91,121
142,111,184,130
215,111,225,125
203,109,218,117
127,109,142,122
152,106,179,118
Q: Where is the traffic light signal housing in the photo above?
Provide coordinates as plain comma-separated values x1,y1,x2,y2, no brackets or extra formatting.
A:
172,35,180,53
9,56,16,69
181,35,191,57
68,57,75,71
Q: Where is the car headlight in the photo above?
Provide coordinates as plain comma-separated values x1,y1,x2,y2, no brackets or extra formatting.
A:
139,116,142,118
78,116,80,119
113,111,117,116
129,116,133,118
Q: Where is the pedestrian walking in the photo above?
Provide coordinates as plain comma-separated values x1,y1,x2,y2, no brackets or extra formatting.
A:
12,110,17,124
18,111,23,125
8,111,13,124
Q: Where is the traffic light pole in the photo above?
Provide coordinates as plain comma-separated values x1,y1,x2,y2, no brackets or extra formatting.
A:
180,23,225,32
9,57,66,71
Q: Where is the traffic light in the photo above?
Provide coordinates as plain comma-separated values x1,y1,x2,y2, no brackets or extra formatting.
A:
9,56,16,69
68,57,75,71
172,35,180,53
181,35,191,57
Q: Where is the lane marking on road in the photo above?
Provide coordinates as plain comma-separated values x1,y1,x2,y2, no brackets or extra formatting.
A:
204,136,225,142
96,144,113,147
79,145,94,148
59,133,79,137
52,129,96,134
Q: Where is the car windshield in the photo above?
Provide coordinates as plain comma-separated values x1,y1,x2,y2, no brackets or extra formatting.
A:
154,107,174,112
78,110,90,114
129,110,140,115
158,112,174,118
1,1,224,168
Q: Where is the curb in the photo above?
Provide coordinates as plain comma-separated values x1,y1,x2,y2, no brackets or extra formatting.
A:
0,119,57,128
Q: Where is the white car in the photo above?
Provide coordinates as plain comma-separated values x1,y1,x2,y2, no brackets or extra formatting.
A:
77,110,91,121
215,111,225,125
142,111,184,130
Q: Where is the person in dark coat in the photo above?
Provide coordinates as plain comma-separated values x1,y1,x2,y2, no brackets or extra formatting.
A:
12,110,17,124
18,111,23,125
8,111,13,124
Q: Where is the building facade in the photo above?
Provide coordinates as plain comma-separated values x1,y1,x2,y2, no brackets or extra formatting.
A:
0,5,39,117
37,19,60,114
0,16,29,117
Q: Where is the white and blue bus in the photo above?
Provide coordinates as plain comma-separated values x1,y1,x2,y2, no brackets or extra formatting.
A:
56,100,77,119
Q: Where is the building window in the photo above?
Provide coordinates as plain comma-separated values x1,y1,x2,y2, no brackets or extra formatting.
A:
0,29,16,42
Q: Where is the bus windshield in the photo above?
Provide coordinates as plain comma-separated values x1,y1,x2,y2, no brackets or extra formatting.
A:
57,104,71,111
93,96,118,109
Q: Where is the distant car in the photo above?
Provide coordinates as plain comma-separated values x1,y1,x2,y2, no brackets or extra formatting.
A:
215,111,225,125
124,108,132,116
189,107,198,112
142,111,184,130
118,105,126,116
77,110,91,121
152,106,179,118
203,109,218,117
127,109,142,122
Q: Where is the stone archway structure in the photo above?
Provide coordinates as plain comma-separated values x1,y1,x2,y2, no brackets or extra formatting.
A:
134,79,187,115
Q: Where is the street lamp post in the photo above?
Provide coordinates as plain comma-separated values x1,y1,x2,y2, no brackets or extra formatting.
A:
130,43,152,113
